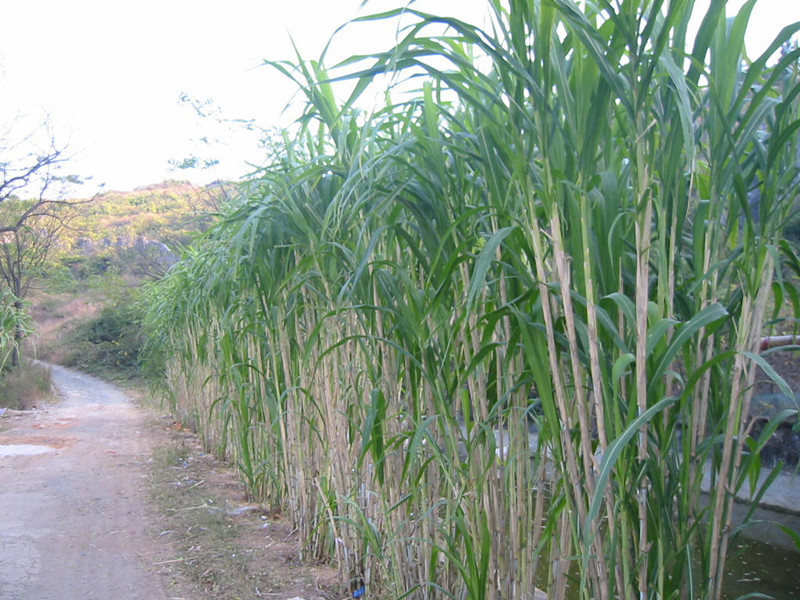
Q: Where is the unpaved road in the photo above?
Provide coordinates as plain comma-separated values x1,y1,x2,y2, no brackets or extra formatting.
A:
0,365,170,600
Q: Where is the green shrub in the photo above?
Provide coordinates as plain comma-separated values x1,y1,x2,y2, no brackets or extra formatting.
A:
62,296,143,379
61,254,115,280
38,263,81,294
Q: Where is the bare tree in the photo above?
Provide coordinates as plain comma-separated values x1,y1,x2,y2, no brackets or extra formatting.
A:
0,206,69,295
0,119,90,366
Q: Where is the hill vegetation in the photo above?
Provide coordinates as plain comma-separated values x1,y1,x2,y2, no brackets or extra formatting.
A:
66,180,228,247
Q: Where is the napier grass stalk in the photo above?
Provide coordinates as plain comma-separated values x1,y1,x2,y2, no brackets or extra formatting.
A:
142,1,800,598
0,290,32,371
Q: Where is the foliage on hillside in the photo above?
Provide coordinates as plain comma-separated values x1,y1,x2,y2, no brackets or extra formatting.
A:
65,180,231,248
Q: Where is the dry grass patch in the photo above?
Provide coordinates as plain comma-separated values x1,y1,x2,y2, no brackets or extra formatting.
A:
29,293,105,363
0,362,54,410
145,416,339,600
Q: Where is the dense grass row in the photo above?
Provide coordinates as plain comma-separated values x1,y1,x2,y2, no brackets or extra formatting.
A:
143,1,800,598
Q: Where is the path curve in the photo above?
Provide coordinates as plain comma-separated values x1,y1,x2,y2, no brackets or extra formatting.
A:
0,365,169,600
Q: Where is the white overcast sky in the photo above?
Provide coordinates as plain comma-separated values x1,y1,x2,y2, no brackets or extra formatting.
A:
1,0,798,195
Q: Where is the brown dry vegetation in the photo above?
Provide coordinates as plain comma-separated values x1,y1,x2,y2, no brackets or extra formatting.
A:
143,413,340,600
0,361,53,409
31,295,104,358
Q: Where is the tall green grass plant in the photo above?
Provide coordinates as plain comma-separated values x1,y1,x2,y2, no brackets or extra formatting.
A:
0,289,33,371
143,1,800,598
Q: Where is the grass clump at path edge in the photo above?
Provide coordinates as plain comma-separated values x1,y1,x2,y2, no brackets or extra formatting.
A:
0,362,53,410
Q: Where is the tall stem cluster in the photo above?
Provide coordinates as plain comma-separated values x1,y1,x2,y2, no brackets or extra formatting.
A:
142,2,800,598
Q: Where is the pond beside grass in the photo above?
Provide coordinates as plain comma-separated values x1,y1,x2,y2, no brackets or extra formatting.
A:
723,536,800,599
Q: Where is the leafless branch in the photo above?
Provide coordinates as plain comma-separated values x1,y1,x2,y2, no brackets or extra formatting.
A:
0,116,92,300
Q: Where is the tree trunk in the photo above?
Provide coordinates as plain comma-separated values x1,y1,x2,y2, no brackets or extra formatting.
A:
11,298,22,368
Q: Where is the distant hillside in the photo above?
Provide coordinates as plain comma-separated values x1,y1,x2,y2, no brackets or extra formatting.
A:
34,179,236,284
62,180,233,250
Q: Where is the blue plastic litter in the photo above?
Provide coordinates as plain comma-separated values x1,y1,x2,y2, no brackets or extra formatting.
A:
353,585,365,598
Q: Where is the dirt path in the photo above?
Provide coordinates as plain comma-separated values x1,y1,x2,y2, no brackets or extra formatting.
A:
0,365,170,600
